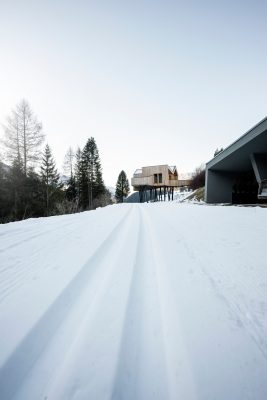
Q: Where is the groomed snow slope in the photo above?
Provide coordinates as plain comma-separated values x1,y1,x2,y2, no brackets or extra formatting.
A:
0,203,267,400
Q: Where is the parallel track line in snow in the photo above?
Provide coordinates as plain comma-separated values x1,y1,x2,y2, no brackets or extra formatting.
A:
0,207,130,305
1,204,267,399
0,218,79,254
0,205,122,255
140,206,197,400
111,207,168,400
42,206,142,400
0,206,134,400
0,220,85,304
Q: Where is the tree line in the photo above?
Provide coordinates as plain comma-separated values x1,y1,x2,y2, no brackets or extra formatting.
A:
0,99,112,223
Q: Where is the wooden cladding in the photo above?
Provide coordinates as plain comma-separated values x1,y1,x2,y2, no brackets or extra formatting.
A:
131,165,178,190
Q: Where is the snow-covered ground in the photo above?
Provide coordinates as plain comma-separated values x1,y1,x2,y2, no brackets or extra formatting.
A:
0,203,267,399
173,189,193,202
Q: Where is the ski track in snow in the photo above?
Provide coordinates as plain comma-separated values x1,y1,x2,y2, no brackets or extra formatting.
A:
0,203,267,399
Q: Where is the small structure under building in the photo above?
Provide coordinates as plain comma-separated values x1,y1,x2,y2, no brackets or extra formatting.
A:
205,117,267,204
131,165,191,202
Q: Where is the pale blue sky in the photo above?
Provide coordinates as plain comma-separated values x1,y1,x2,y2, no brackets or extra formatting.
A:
0,0,267,186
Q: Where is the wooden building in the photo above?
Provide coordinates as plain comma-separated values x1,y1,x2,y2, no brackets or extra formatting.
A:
131,165,179,202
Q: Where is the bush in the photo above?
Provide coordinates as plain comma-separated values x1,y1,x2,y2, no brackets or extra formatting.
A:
190,165,205,190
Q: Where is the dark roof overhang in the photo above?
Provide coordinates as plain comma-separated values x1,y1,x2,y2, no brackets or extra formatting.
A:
206,117,267,172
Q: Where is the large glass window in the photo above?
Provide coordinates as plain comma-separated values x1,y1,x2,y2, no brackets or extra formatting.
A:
154,174,158,183
159,173,162,183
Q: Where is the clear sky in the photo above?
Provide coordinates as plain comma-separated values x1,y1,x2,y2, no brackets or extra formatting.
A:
0,0,267,187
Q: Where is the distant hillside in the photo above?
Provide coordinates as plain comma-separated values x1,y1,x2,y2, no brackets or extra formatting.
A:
59,174,69,185
107,186,116,197
0,161,11,173
125,192,140,203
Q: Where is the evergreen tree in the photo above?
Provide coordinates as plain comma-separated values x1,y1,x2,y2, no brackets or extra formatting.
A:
74,147,82,209
214,147,224,157
115,170,130,203
65,175,77,202
0,157,44,222
0,136,110,222
0,160,10,221
79,138,105,209
93,145,105,199
7,159,27,220
41,144,62,216
79,141,93,209
24,169,44,218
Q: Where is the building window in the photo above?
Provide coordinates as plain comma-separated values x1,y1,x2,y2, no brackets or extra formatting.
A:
154,174,158,183
159,173,162,184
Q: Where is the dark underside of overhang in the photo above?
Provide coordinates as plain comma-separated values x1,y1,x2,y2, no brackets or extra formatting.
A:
209,129,267,172
206,123,267,204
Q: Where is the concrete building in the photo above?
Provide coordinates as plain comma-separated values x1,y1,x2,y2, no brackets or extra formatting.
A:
205,117,267,204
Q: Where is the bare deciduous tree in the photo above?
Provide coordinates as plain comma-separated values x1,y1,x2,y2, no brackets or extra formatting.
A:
2,99,44,175
63,147,75,178
190,164,206,190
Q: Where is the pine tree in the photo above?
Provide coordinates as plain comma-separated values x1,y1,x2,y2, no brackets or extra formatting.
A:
0,156,44,222
80,140,93,209
6,159,28,221
115,170,130,203
93,143,105,199
41,144,62,216
24,170,44,218
0,160,10,221
79,138,105,210
74,147,82,208
65,175,77,202
10,159,25,219
214,147,224,157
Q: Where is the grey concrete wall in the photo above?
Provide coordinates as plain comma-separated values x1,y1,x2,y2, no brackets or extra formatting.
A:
205,169,234,203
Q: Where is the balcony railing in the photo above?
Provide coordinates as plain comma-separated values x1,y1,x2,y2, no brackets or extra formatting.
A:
133,169,142,177
132,176,179,187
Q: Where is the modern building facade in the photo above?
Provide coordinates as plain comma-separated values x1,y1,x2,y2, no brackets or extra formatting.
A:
131,165,192,202
205,117,267,204
131,165,178,202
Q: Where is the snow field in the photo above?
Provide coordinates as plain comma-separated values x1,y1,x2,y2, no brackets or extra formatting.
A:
0,203,267,399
